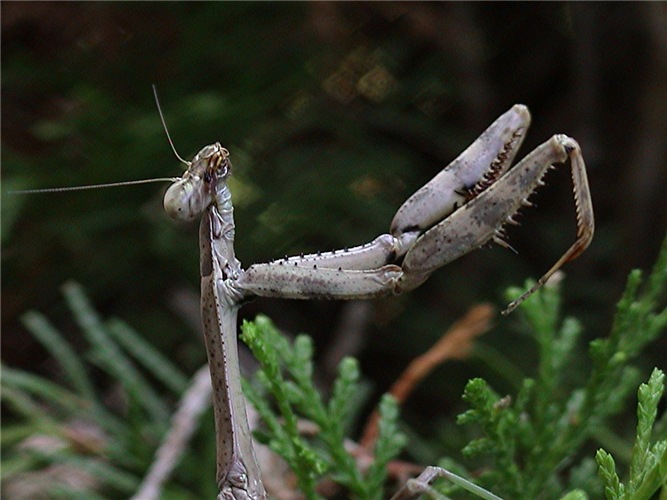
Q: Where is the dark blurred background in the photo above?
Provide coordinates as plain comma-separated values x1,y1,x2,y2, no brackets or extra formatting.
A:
2,2,666,458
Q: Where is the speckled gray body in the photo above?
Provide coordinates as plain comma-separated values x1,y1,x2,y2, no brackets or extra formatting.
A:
163,105,594,497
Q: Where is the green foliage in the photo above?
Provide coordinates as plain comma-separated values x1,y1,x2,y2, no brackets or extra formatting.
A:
595,368,667,500
3,284,406,498
439,236,667,499
240,315,406,499
4,245,666,498
1,281,205,499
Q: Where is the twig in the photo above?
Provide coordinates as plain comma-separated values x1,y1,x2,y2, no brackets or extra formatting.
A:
359,303,495,450
132,366,212,500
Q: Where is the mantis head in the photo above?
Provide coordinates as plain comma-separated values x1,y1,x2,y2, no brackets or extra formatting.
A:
163,143,231,221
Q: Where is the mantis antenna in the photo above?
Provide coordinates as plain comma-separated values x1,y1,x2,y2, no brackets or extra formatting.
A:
9,86,191,195
9,178,179,195
152,84,190,167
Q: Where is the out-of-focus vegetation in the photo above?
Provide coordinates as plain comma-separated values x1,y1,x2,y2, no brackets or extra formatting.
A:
3,242,665,498
2,2,666,497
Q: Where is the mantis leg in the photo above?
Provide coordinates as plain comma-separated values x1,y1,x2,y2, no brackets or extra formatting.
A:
391,104,531,237
390,466,503,500
234,105,535,301
397,134,594,312
234,134,593,309
235,261,403,300
201,207,266,499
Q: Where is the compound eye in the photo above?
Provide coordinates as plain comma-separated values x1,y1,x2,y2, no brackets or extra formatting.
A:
211,154,222,169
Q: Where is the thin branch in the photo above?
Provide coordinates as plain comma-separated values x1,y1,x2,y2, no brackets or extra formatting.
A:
132,366,212,500
359,304,495,450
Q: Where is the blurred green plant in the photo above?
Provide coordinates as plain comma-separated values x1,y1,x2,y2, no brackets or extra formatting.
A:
419,236,667,499
2,237,666,498
1,282,217,499
596,369,666,500
241,315,406,499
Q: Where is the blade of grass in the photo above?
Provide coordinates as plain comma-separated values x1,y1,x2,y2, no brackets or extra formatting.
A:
21,311,97,401
62,281,169,424
106,317,189,394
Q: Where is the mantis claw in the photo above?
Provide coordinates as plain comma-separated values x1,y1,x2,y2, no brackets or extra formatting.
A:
391,104,531,236
231,106,593,314
398,132,593,307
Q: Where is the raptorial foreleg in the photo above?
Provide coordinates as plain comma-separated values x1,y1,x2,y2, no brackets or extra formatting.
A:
396,134,594,312
234,105,535,302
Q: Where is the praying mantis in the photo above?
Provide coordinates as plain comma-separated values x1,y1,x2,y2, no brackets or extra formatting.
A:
17,102,594,498
159,103,594,498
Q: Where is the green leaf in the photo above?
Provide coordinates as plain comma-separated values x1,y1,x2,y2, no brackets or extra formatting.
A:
595,449,624,499
20,311,96,401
